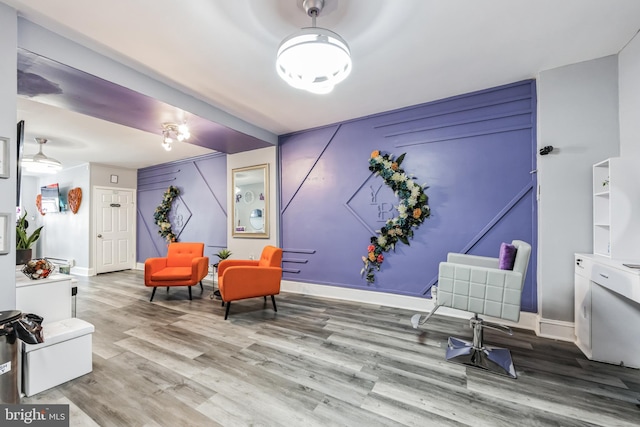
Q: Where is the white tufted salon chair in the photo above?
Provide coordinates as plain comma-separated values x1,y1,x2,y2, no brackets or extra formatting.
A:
412,240,531,378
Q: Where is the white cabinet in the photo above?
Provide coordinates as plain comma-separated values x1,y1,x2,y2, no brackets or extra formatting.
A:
16,274,72,324
592,158,640,259
574,254,640,368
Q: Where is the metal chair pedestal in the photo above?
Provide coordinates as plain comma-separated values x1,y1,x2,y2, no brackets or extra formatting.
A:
445,315,516,378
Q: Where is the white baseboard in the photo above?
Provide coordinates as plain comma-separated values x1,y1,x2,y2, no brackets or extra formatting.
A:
70,266,92,277
281,280,541,332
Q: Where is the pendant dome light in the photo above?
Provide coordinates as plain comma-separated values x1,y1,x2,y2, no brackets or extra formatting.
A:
276,0,352,95
21,138,62,174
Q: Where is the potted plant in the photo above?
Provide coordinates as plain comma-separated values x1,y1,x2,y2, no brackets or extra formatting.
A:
16,211,43,265
212,249,231,299
213,249,232,270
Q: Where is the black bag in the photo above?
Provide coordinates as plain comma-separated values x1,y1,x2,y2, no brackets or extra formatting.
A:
13,313,45,344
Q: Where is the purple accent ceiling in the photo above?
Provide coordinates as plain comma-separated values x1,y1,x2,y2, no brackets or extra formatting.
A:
137,153,227,261
17,48,272,154
279,80,538,312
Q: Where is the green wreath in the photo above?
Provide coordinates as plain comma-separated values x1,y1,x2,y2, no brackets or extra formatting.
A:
361,150,431,283
154,185,180,243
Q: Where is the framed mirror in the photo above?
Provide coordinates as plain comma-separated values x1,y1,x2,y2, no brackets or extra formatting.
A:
232,164,269,238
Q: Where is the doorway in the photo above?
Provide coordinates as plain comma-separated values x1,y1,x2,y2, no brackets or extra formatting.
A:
93,186,136,274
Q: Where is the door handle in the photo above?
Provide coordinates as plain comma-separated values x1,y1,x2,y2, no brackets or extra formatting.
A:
97,234,103,238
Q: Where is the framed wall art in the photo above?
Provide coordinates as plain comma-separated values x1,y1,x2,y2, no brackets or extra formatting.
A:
0,136,9,179
0,212,9,254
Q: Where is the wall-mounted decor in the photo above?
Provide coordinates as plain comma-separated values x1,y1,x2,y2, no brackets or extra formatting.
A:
232,164,269,238
110,174,118,184
361,151,431,284
35,194,45,216
0,213,8,254
68,187,82,214
0,136,9,179
154,186,180,242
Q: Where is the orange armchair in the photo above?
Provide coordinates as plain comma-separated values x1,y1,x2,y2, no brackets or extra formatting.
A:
144,242,209,302
217,245,283,319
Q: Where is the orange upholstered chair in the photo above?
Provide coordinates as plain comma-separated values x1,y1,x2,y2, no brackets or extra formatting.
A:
217,245,283,319
144,242,209,302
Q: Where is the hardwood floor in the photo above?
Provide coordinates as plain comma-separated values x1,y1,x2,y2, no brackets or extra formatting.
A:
23,270,640,426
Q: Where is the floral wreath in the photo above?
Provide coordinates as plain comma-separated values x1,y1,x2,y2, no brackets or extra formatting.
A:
361,151,431,283
154,186,180,242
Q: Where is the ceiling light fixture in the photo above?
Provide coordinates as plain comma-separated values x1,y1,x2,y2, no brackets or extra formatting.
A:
21,138,62,174
161,122,190,151
276,0,352,95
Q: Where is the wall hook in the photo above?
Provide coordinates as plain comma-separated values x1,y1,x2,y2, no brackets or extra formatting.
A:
539,146,554,155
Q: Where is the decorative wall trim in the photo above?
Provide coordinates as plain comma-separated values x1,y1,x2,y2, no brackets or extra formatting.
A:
279,80,538,311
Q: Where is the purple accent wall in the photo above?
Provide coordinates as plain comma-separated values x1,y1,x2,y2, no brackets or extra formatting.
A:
137,153,227,261
279,81,538,312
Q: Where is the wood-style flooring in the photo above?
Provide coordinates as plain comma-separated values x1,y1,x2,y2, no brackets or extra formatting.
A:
23,270,640,426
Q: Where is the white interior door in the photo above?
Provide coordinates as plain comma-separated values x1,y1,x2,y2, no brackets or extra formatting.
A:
95,187,135,274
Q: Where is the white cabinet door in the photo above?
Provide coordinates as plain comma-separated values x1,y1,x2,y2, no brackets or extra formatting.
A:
591,283,640,368
574,272,592,358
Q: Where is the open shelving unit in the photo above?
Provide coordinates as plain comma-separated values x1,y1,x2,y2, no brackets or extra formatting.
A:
592,159,610,256
592,158,640,260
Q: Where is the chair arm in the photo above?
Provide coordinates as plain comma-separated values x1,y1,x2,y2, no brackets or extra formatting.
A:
220,266,282,301
446,253,499,269
218,259,259,276
438,261,523,322
191,256,209,281
145,257,167,274
144,257,167,285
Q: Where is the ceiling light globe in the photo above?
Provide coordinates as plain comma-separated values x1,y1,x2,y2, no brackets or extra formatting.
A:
277,27,351,94
162,142,172,152
178,124,189,135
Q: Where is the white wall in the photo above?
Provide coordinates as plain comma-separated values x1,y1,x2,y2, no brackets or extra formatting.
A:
0,3,17,310
537,55,619,328
19,175,43,258
38,164,91,271
227,147,278,260
619,31,640,160
90,163,137,189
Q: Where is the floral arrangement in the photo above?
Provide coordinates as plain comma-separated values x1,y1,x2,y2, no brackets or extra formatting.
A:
361,150,431,283
154,186,180,242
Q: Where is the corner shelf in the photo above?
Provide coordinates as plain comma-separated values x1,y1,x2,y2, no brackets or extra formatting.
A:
592,158,640,259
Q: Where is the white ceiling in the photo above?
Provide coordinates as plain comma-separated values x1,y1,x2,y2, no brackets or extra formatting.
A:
5,0,640,172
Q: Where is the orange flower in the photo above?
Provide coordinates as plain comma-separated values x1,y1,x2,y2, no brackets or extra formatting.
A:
371,150,380,158
368,252,376,262
413,208,422,219
391,162,398,171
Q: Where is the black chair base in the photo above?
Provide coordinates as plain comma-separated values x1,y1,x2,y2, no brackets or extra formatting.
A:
223,295,278,320
446,337,516,378
149,281,203,302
